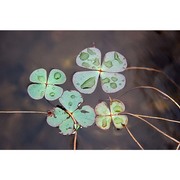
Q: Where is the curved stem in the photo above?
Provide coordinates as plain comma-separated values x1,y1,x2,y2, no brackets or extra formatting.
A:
0,110,47,114
124,112,180,144
125,66,180,89
119,86,180,109
73,131,77,150
176,143,180,150
123,113,180,124
124,125,144,150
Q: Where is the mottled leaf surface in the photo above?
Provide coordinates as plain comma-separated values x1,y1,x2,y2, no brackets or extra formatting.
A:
45,85,63,101
59,117,74,135
73,71,99,94
73,105,95,127
48,69,66,84
101,51,127,72
76,47,101,70
100,72,126,93
47,107,69,127
110,100,125,115
59,90,83,113
96,116,111,130
112,115,128,129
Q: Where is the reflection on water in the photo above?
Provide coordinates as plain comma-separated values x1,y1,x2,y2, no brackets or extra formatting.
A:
0,31,179,149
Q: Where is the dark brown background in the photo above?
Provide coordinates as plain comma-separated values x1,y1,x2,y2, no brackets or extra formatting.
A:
0,31,179,149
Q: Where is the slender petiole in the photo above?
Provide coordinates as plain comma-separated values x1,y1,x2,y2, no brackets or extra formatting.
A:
124,112,180,144
125,66,180,89
73,131,78,150
119,86,180,109
125,113,180,124
0,110,47,114
176,143,180,150
124,125,144,150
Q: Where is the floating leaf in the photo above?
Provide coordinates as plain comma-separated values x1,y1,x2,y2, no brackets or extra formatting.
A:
27,68,66,101
59,90,83,113
73,105,95,127
76,47,101,70
100,72,126,93
59,117,74,135
95,99,128,130
73,48,127,94
96,116,111,130
101,51,127,72
47,90,95,135
73,71,99,94
110,100,125,115
95,102,110,116
46,107,69,127
29,68,47,83
112,115,128,129
48,69,66,84
27,84,46,100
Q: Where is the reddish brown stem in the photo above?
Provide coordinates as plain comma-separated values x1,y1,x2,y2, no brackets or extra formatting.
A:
119,86,180,109
125,125,144,150
124,112,180,144
125,66,180,89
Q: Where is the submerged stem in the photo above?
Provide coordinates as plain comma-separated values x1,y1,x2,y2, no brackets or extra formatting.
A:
73,131,77,150
125,66,180,89
124,125,144,150
119,86,180,109
0,110,47,114
124,112,180,144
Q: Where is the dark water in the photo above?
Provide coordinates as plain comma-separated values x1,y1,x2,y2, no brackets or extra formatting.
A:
0,31,179,149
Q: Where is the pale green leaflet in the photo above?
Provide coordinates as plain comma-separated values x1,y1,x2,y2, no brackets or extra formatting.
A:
47,90,95,135
73,47,127,94
27,68,66,101
95,99,128,130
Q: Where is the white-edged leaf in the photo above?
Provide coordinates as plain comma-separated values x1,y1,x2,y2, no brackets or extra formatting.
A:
95,101,110,116
59,90,83,113
47,69,66,85
95,116,111,130
76,47,101,70
73,105,95,127
100,72,126,93
59,117,74,135
27,84,46,100
112,115,128,129
46,107,69,127
101,51,127,72
110,100,125,115
45,85,63,101
73,71,99,94
29,68,47,83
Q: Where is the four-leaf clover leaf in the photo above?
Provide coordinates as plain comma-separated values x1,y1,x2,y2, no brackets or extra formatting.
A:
95,99,128,130
46,90,95,135
73,47,127,94
27,68,66,101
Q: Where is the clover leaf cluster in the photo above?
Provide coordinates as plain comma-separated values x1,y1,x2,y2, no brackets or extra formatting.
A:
27,47,128,135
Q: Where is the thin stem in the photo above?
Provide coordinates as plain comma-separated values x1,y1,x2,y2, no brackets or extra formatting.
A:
73,131,77,150
123,113,180,124
176,143,180,150
125,66,180,89
125,112,180,144
0,110,47,114
124,125,144,150
119,86,180,109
